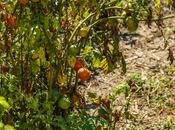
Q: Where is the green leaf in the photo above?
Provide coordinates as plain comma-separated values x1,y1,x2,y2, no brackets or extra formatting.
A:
83,8,89,18
56,116,68,130
112,82,130,97
0,121,4,128
28,97,39,110
0,96,10,110
53,19,60,30
166,0,171,6
4,125,16,130
82,46,93,55
92,57,100,68
44,16,49,30
92,50,101,68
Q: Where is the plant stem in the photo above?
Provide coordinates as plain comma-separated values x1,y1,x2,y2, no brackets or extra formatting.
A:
90,14,175,28
69,12,95,42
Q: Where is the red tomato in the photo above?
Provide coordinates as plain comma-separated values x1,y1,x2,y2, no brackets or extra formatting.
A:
78,68,90,81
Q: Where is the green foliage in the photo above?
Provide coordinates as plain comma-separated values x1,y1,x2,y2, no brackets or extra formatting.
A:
0,96,15,130
162,119,175,130
127,72,145,87
0,96,10,111
111,82,131,99
0,0,174,129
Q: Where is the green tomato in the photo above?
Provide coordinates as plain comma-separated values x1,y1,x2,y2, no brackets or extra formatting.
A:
58,96,71,110
126,16,138,32
68,45,79,55
79,27,89,37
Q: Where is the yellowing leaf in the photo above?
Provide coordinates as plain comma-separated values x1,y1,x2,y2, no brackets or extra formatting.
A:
100,58,109,73
0,42,5,52
38,47,45,59
156,0,161,9
92,97,101,105
57,74,67,87
67,56,76,68
46,69,52,82
166,0,171,5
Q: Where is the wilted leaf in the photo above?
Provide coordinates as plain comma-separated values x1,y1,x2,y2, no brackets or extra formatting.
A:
87,92,97,98
100,58,108,73
57,73,67,87
100,58,114,73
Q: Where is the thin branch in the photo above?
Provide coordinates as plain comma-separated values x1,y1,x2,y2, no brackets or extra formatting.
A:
89,14,175,28
69,13,95,42
105,6,134,12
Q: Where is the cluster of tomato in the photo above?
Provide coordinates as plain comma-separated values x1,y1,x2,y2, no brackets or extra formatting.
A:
57,57,90,110
3,0,39,27
74,56,90,81
58,92,85,110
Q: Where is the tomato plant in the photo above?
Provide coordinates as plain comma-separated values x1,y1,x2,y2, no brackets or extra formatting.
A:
0,0,174,129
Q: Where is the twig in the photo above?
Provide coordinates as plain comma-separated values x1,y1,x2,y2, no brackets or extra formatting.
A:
105,6,134,12
69,13,95,42
89,14,175,28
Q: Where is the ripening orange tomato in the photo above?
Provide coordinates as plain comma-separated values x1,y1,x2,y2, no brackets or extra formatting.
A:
19,0,29,5
74,57,84,71
78,68,90,81
5,15,16,28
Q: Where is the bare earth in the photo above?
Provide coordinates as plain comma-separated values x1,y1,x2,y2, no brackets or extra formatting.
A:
84,17,175,129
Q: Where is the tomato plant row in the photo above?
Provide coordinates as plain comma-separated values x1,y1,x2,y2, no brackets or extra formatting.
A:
0,0,174,129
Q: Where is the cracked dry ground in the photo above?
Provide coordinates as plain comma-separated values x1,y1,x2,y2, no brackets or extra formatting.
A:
83,18,175,129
